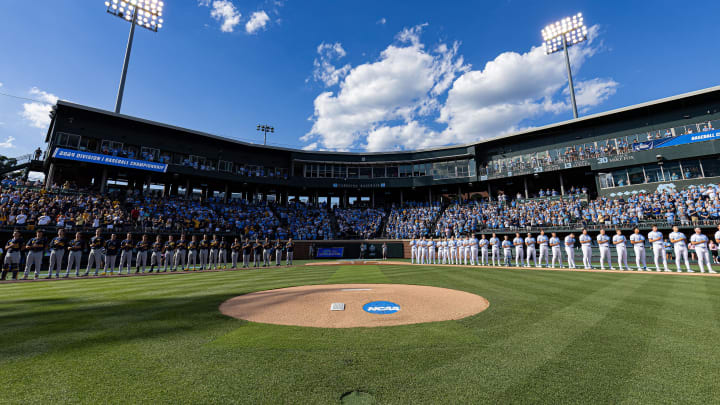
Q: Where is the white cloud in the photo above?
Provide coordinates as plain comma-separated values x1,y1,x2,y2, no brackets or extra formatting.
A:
303,23,468,151
22,87,58,129
246,11,270,34
312,42,351,87
304,24,617,151
0,136,15,149
206,0,241,33
377,18,387,25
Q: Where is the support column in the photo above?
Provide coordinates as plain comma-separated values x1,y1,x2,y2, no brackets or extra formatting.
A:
428,188,432,203
372,190,375,208
45,163,56,191
559,172,565,196
224,184,229,203
487,182,492,201
400,190,404,206
171,183,178,196
185,179,190,199
145,175,151,195
99,168,108,194
457,185,462,201
524,176,529,199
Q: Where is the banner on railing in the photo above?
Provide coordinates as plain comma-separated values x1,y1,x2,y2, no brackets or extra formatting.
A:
317,247,344,258
632,129,720,152
52,148,168,173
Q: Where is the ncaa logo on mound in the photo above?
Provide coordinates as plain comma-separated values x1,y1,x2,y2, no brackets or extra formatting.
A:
363,301,401,315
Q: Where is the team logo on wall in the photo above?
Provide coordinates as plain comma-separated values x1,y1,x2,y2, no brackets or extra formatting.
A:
363,301,401,314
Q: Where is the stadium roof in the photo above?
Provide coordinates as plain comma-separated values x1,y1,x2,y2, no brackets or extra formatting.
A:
51,84,720,155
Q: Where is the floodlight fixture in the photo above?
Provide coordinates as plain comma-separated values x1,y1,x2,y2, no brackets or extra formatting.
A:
257,125,275,145
541,13,588,119
104,0,165,113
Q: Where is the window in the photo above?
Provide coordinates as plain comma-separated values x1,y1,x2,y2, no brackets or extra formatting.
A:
643,163,664,183
399,165,412,177
700,157,720,177
373,166,385,178
413,164,426,177
387,166,398,178
317,164,326,178
627,166,645,185
681,160,702,179
334,165,346,178
433,161,448,180
141,147,159,161
101,140,123,154
359,167,371,179
56,132,80,148
78,137,98,152
598,173,613,189
663,161,682,181
348,167,359,179
468,159,477,177
457,159,469,177
611,169,628,187
218,160,233,172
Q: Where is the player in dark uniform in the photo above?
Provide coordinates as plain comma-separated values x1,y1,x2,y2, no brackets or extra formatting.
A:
84,229,104,277
163,235,176,272
199,235,210,270
285,238,294,265
252,239,262,268
47,229,67,278
119,233,134,275
23,230,47,279
262,238,272,267
230,238,241,269
175,235,188,271
218,237,228,269
64,233,84,278
242,238,251,268
187,235,198,271
103,233,121,275
274,239,283,266
135,235,151,273
149,235,164,273
2,230,24,280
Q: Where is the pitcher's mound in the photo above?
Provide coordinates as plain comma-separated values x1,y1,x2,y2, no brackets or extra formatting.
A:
219,284,489,328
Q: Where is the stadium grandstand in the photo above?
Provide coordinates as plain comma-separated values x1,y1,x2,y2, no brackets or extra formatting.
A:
0,85,719,273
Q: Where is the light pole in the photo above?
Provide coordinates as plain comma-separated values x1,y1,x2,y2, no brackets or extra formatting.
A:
104,0,165,113
542,13,588,119
257,125,274,145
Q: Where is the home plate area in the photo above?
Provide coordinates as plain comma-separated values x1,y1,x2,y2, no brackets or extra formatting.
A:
219,284,490,328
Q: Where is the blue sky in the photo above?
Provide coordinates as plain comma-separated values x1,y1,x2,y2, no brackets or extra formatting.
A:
1,0,720,155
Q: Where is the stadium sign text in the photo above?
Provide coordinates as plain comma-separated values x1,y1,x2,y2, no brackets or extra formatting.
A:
53,148,168,173
363,301,401,314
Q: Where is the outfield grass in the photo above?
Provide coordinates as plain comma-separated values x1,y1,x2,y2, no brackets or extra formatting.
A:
1,264,719,404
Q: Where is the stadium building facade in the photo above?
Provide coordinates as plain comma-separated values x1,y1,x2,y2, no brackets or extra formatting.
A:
43,86,720,203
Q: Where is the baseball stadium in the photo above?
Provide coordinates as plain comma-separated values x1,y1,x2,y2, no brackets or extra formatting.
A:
2,2,720,404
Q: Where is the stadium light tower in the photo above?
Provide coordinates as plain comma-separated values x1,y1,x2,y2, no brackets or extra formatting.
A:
104,0,165,114
257,124,274,145
542,13,588,119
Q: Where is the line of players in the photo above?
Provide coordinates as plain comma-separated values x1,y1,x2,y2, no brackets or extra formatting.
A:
409,225,720,273
1,228,297,280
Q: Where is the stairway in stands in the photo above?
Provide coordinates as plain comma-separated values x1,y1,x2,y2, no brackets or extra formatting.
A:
429,203,450,237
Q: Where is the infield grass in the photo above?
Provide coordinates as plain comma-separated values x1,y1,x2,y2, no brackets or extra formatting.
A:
1,264,719,404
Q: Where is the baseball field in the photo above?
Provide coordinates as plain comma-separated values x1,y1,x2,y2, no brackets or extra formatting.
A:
2,262,719,404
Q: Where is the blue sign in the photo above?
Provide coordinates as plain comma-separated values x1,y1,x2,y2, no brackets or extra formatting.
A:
317,247,344,258
53,148,168,173
632,129,720,152
363,301,401,315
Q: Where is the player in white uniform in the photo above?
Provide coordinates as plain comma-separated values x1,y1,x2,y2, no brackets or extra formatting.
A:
630,228,648,271
469,235,478,266
502,236,513,266
613,229,631,271
564,233,576,269
550,232,562,268
669,226,691,273
410,238,417,264
513,233,524,267
420,237,428,264
441,238,448,264
537,230,549,268
490,233,500,266
525,233,537,268
648,226,670,272
449,237,457,265
460,237,468,265
714,224,720,265
579,229,593,269
479,235,489,266
596,229,613,270
428,237,436,265
691,228,716,273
